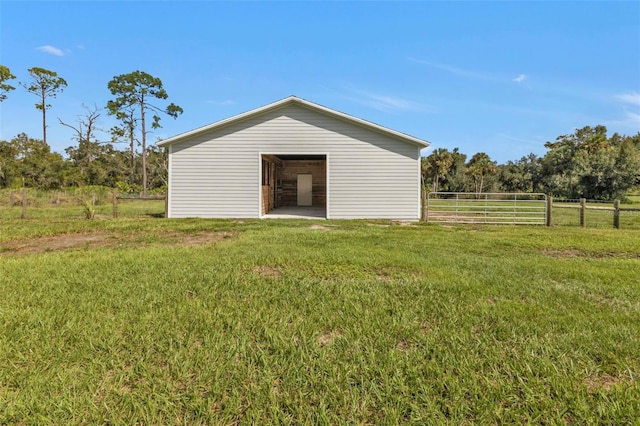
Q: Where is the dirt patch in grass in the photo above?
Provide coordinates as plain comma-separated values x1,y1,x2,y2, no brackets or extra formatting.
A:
310,224,333,231
392,220,417,227
585,374,630,392
396,340,418,352
0,232,114,255
543,248,640,259
171,231,234,247
253,265,281,279
0,230,234,256
373,267,421,283
375,269,393,282
542,248,588,258
317,330,341,348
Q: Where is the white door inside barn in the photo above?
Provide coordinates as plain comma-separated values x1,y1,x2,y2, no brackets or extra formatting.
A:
297,174,313,206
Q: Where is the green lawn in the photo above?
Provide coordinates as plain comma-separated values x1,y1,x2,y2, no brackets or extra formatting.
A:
0,214,638,424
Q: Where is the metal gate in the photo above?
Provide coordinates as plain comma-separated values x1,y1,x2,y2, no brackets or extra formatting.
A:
426,192,547,225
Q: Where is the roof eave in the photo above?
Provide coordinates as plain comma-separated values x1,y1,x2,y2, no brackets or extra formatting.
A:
292,97,430,148
157,96,297,147
157,96,430,148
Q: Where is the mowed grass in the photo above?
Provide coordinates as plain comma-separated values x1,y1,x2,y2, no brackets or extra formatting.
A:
0,214,639,424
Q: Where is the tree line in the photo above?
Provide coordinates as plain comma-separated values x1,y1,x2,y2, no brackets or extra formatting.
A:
2,65,640,200
423,125,640,201
0,131,167,192
0,65,182,195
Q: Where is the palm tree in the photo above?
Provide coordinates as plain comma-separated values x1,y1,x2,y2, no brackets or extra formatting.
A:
466,152,497,195
423,148,454,193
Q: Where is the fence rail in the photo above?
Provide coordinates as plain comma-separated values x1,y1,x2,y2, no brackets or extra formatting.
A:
422,193,639,229
112,190,167,218
426,192,548,225
551,198,640,229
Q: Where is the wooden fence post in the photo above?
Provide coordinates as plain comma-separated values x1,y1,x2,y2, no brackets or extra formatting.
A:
546,195,553,227
164,194,169,219
21,187,28,219
613,199,620,229
112,189,118,218
580,198,586,228
421,187,427,221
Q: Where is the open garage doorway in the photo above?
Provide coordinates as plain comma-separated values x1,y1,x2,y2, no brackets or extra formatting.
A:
260,154,327,219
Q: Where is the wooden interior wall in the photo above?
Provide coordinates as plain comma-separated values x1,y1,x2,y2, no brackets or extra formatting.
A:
278,160,326,207
261,156,278,214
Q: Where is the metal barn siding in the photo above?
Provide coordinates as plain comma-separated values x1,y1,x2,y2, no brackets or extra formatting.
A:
161,97,428,219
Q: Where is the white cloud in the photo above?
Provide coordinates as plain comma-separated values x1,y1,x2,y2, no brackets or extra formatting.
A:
513,74,527,83
361,93,420,112
624,110,640,124
37,45,65,56
408,57,489,80
347,90,429,113
607,92,640,131
410,58,532,86
600,109,640,133
615,92,640,106
338,84,431,113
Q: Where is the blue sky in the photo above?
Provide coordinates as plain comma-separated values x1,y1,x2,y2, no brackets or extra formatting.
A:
1,1,639,163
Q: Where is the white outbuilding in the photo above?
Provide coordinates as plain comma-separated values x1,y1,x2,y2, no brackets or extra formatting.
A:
158,96,429,220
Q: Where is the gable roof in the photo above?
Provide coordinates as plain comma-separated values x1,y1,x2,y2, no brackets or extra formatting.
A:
157,96,430,148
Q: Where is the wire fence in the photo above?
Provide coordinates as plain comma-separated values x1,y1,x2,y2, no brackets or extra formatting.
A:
3,188,640,229
0,188,166,220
